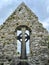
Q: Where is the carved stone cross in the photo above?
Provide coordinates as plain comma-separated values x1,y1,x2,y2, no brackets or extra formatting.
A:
17,28,30,59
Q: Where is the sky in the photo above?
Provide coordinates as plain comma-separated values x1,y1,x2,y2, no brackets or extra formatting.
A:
0,0,49,31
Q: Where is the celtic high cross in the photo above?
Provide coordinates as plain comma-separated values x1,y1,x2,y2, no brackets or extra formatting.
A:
17,27,30,59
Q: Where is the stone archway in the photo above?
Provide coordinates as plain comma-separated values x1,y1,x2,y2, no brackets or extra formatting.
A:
15,25,31,65
16,25,31,59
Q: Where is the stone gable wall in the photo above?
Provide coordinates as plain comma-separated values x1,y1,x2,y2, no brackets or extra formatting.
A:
0,3,49,65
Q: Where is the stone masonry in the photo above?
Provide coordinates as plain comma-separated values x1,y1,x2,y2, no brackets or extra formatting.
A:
0,2,49,65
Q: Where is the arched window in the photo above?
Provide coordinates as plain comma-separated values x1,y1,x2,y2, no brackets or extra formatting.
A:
16,25,31,59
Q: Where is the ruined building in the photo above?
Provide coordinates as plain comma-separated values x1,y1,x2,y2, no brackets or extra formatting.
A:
0,2,49,65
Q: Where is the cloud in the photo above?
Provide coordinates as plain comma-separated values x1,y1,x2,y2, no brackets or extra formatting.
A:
0,1,13,10
47,6,49,13
0,0,21,9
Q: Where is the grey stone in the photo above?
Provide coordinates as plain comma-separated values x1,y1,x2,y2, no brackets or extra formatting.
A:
0,2,49,65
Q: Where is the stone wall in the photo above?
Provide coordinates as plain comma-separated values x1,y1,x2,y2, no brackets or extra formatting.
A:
0,2,49,65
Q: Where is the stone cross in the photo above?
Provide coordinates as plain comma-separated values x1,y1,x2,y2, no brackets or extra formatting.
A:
17,27,30,59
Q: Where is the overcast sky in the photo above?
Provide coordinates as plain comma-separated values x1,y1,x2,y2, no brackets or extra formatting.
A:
0,0,49,31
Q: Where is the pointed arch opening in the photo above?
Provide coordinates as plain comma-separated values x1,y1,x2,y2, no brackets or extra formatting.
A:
15,25,31,59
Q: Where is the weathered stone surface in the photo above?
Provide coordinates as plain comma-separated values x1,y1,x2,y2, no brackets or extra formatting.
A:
0,2,49,65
